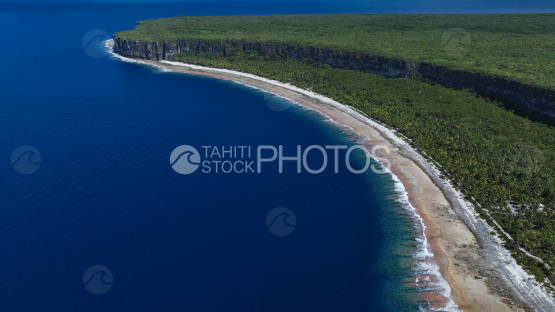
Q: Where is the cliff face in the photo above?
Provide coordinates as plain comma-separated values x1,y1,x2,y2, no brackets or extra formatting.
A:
113,36,555,118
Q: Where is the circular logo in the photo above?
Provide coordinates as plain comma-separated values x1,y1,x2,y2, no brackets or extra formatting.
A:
11,145,41,175
82,29,111,59
264,91,292,112
83,265,113,295
512,145,545,174
266,207,296,237
170,145,201,175
441,28,471,58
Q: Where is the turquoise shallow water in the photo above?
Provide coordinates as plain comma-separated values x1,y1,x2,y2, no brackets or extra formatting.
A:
7,0,548,310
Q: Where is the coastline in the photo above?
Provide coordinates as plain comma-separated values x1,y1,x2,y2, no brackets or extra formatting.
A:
106,40,555,311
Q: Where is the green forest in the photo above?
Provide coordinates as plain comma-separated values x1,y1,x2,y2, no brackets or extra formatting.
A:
118,14,555,290
115,14,555,88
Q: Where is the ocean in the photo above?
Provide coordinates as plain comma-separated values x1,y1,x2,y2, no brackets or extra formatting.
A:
0,1,551,311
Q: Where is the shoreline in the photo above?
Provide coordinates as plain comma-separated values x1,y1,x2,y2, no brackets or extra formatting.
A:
106,40,555,311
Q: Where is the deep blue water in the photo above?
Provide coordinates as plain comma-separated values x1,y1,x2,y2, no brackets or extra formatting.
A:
0,1,550,312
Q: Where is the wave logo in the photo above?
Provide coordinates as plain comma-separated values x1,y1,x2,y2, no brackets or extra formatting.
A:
264,91,292,112
83,265,113,295
11,145,41,175
512,145,545,174
170,145,201,175
441,27,471,58
82,29,111,59
266,207,296,237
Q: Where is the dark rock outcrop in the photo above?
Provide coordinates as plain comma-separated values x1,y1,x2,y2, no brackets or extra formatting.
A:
113,35,555,118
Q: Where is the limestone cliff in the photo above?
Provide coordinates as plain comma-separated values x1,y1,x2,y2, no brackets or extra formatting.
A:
113,35,555,118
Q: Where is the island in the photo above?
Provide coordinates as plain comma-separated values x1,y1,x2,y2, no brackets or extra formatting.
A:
112,14,555,311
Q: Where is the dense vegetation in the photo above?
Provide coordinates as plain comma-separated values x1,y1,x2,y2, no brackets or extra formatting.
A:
115,14,555,88
166,48,555,289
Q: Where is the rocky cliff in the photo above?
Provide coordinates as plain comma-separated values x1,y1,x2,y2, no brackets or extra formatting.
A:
113,35,555,118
